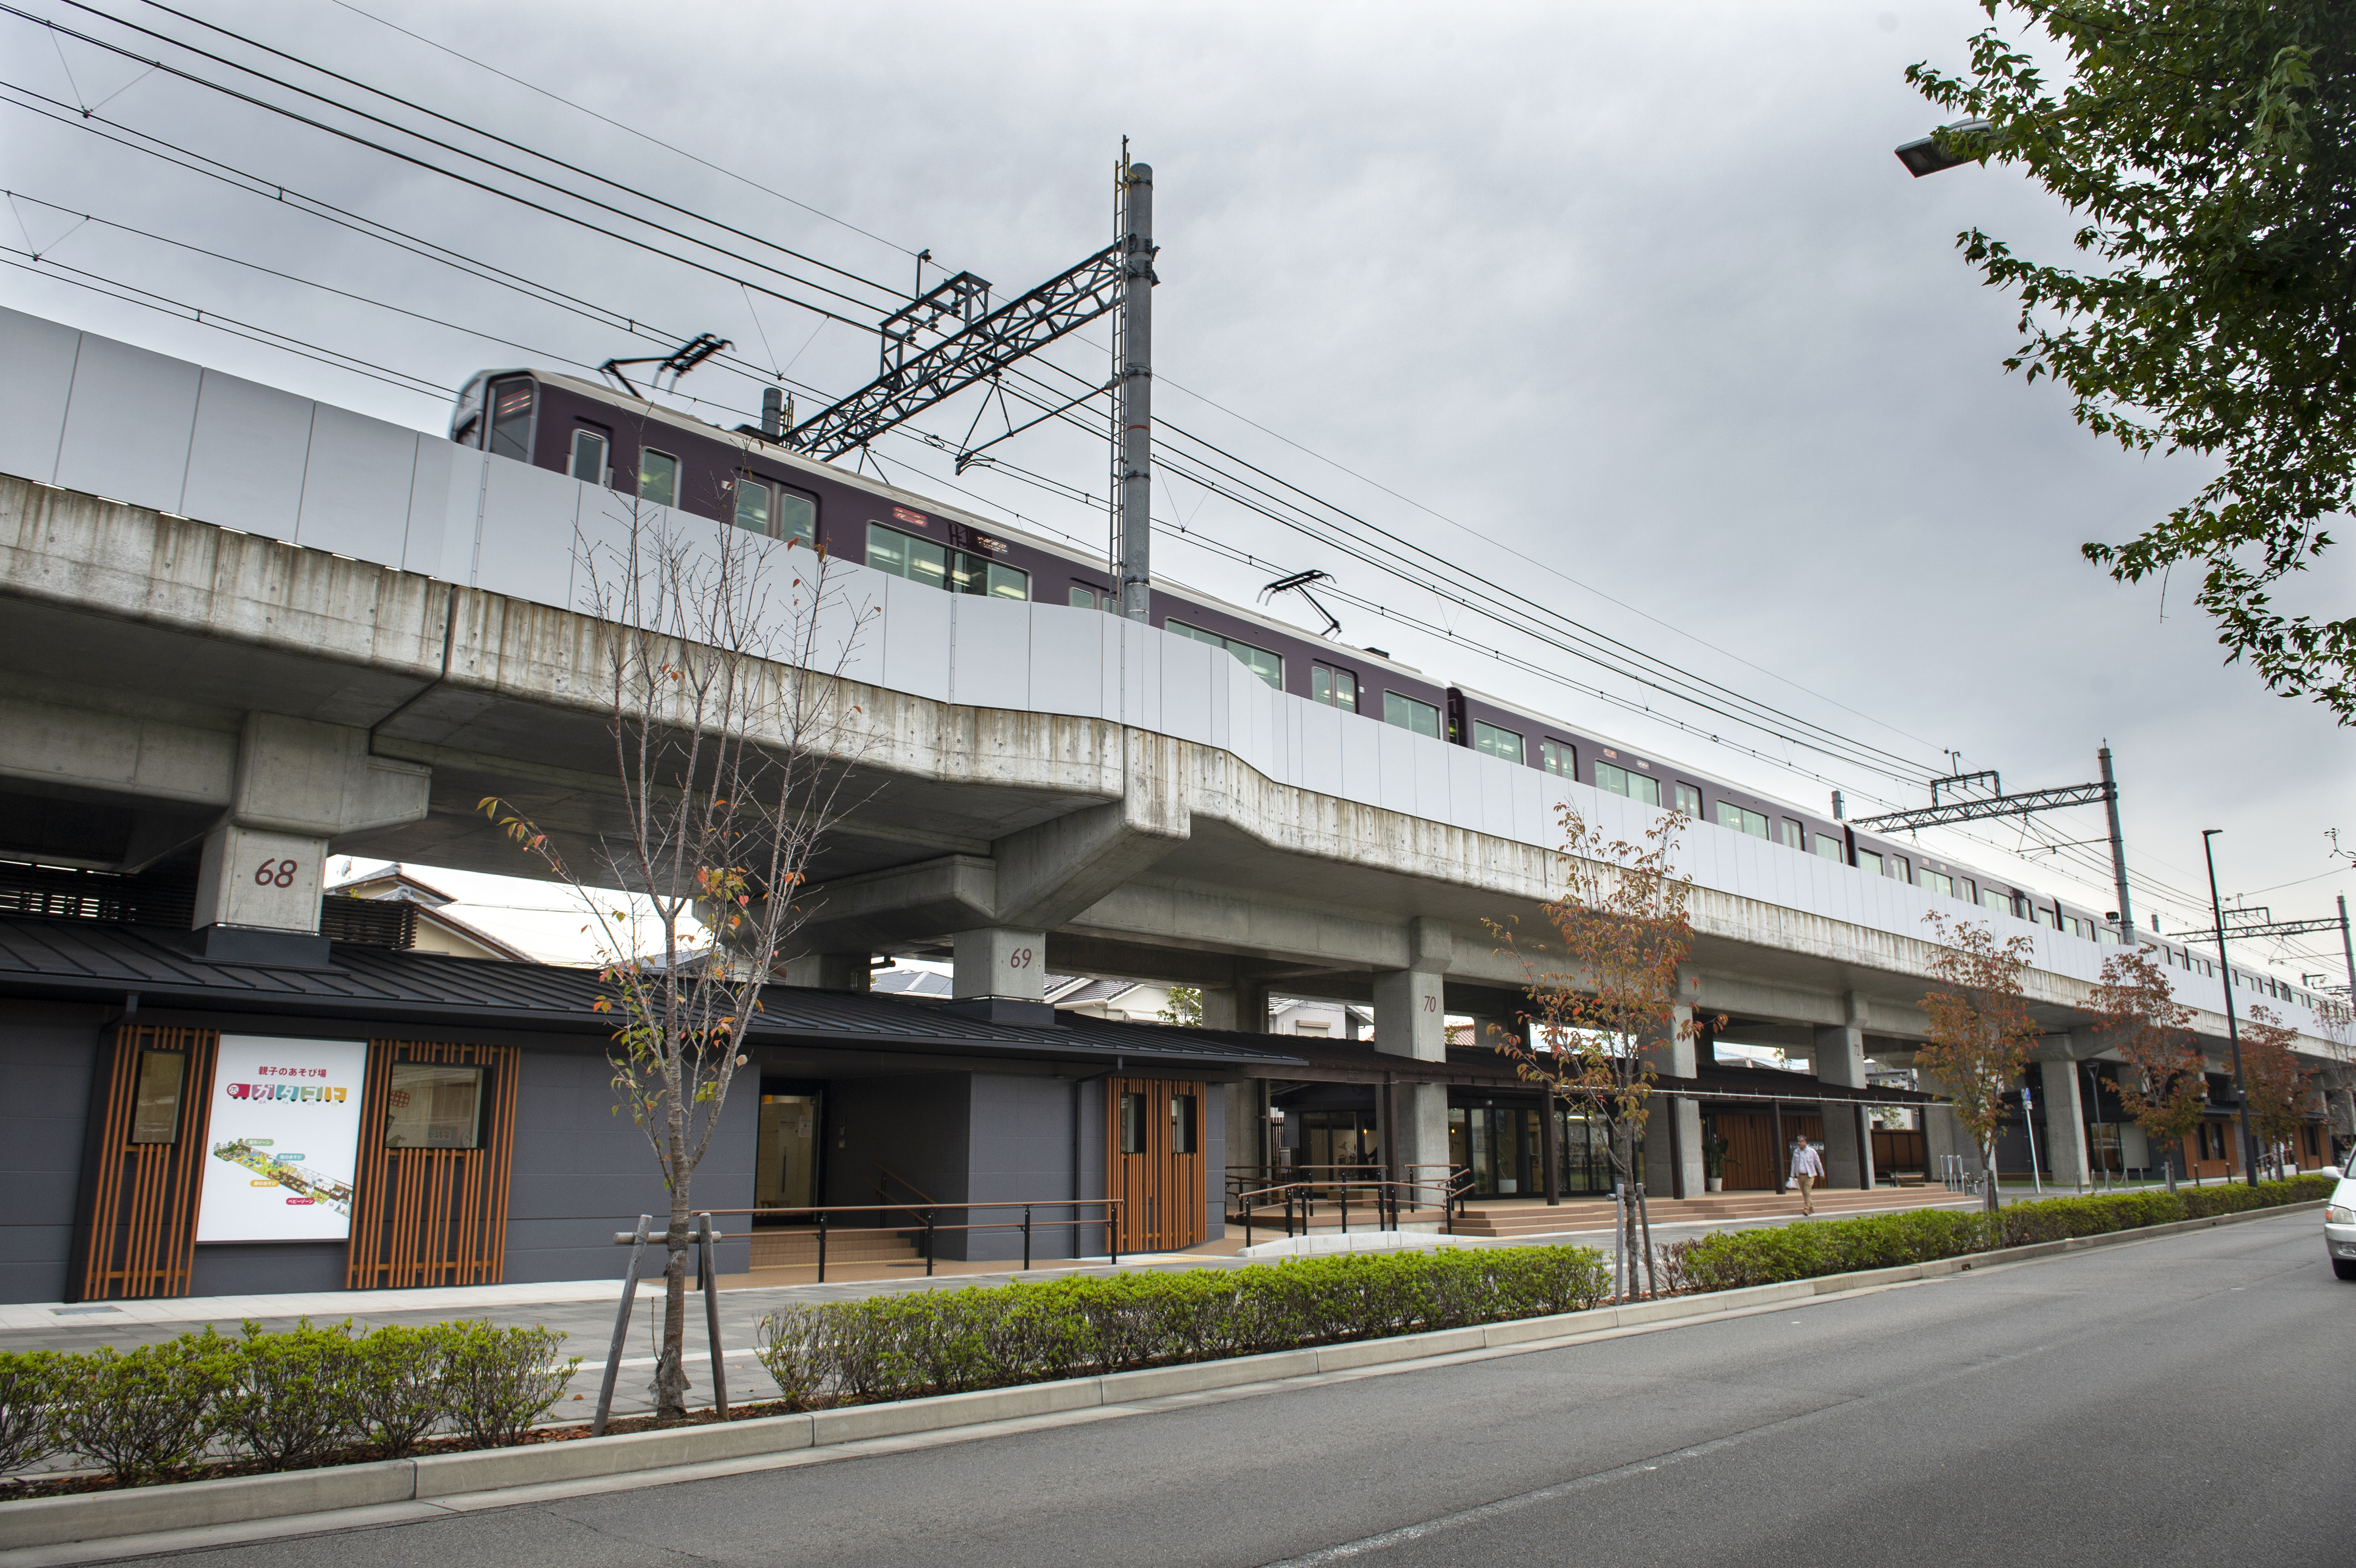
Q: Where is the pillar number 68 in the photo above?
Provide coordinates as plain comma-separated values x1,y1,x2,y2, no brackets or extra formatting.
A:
252,859,301,888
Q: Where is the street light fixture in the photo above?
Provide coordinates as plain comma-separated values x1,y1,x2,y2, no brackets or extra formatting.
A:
2200,830,2260,1189
1895,118,1994,177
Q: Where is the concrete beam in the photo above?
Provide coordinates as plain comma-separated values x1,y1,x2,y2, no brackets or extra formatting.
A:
992,732,1190,930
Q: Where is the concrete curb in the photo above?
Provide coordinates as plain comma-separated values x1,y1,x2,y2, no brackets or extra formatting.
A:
2,1198,2322,1553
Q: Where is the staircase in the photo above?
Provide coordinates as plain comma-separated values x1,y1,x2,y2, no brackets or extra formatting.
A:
1449,1184,1973,1239
746,1225,925,1272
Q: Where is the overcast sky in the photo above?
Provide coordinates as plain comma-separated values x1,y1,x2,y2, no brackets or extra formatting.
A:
5,0,2349,978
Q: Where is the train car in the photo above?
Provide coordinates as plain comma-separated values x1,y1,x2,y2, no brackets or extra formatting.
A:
451,365,2251,976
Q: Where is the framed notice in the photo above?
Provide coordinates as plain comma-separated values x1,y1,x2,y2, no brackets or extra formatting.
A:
194,1035,369,1243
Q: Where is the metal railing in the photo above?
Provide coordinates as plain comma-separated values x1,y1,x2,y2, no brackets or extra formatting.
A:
705,1199,1127,1281
1230,1164,1473,1250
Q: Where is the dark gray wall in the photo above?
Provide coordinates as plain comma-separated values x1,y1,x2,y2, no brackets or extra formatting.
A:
504,1044,755,1282
962,1072,1082,1263
1204,1082,1226,1244
0,1003,104,1303
824,1073,971,1215
191,1241,345,1295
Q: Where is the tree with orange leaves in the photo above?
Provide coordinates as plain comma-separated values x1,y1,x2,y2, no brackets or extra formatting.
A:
1487,805,1719,1299
2239,1005,2318,1173
1916,914,2041,1213
2087,946,2206,1192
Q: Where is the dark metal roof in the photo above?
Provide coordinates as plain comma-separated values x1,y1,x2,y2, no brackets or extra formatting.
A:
0,917,1304,1070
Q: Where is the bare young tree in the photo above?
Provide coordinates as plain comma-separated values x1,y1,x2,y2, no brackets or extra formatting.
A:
484,450,871,1420
2087,946,2206,1193
1489,806,1718,1299
2239,1005,2318,1174
1916,914,2040,1213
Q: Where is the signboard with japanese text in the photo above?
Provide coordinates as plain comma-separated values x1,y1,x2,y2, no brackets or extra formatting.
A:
194,1035,369,1243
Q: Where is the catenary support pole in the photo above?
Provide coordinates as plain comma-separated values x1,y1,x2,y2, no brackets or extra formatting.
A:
2100,745,2135,940
2202,830,2259,1188
1116,160,1155,622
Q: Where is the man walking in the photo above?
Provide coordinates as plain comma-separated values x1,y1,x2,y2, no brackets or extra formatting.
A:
1790,1136,1824,1217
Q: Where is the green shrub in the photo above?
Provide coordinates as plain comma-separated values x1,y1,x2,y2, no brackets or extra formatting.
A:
51,1329,233,1484
0,1351,60,1478
753,1243,1607,1410
216,1319,361,1469
439,1324,577,1448
350,1324,455,1459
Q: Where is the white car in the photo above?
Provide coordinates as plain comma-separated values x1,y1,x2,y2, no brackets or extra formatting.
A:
2327,1168,2356,1281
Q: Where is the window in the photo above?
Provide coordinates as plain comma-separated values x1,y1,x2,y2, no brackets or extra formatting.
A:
639,448,679,508
567,428,609,485
129,1050,186,1144
1541,740,1576,778
1312,663,1359,712
1170,1094,1199,1155
2097,926,2121,944
1069,586,1098,609
1981,886,2014,917
1169,620,1282,689
867,523,1029,600
1472,720,1524,764
487,378,534,461
1119,1092,1146,1155
1960,880,1978,903
731,474,816,545
385,1062,485,1150
1716,801,1769,838
1894,857,1911,882
1675,783,1702,817
1595,762,1661,806
1921,869,1953,898
1293,1021,1330,1035
1813,833,1844,861
1384,691,1442,737
1857,850,1884,877
1779,819,1803,849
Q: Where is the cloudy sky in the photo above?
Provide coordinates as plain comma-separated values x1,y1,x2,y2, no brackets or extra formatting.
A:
4,0,2348,978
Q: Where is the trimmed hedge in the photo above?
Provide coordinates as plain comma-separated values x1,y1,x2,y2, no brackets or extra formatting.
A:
0,1319,577,1487
1661,1175,2335,1293
755,1245,1612,1408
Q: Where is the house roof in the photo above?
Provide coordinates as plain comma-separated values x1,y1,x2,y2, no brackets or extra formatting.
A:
0,917,1304,1071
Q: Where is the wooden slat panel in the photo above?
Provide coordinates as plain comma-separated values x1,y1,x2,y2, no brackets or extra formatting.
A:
1711,1112,1778,1191
77,1025,217,1300
1105,1077,1205,1252
346,1040,520,1289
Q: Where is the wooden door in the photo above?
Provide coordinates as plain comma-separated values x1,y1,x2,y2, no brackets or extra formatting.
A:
1106,1077,1206,1252
1712,1112,1778,1190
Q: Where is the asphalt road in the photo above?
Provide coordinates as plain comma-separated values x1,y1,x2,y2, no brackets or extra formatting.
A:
91,1212,2356,1567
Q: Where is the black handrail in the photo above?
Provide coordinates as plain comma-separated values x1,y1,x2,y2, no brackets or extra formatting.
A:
701,1199,1125,1282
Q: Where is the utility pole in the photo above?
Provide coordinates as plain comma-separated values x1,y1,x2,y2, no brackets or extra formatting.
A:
2201,830,2259,1189
2099,745,2134,941
1116,160,1156,622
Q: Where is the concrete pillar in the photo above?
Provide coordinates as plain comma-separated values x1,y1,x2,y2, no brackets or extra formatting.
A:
2039,1056,2093,1189
1641,996,1703,1199
191,713,429,960
1813,994,1874,1189
779,952,872,991
1223,1078,1268,1181
1200,982,1269,1033
951,927,1046,1000
1374,918,1451,1179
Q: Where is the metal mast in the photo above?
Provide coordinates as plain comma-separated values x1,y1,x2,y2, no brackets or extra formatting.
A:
1116,160,1156,621
2099,744,2134,940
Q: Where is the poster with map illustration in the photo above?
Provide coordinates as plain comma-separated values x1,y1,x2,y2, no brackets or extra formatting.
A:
194,1035,368,1243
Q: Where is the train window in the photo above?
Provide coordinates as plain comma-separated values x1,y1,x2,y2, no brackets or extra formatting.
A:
1312,664,1359,713
568,428,610,485
1384,692,1442,738
1595,762,1660,806
867,523,1028,600
731,475,817,545
1541,740,1575,778
1170,620,1283,689
1960,879,1977,903
1674,784,1701,815
639,448,680,508
1894,856,1910,882
488,379,534,462
1856,850,1883,877
1070,586,1098,609
1472,721,1524,764
1921,870,1953,898
1813,834,1843,860
1981,886,2013,916
1715,802,1768,839
1779,819,1803,849
2035,906,2058,929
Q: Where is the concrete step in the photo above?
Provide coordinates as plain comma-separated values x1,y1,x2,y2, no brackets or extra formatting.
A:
747,1227,924,1269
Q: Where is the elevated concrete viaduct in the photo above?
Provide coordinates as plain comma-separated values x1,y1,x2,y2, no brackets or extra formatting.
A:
1,307,2344,1199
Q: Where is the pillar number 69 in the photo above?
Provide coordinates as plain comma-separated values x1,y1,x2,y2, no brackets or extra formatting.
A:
252,859,301,888
1007,946,1035,969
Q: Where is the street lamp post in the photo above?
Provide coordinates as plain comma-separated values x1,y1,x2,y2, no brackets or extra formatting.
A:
2201,830,2259,1189
1894,118,1994,177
